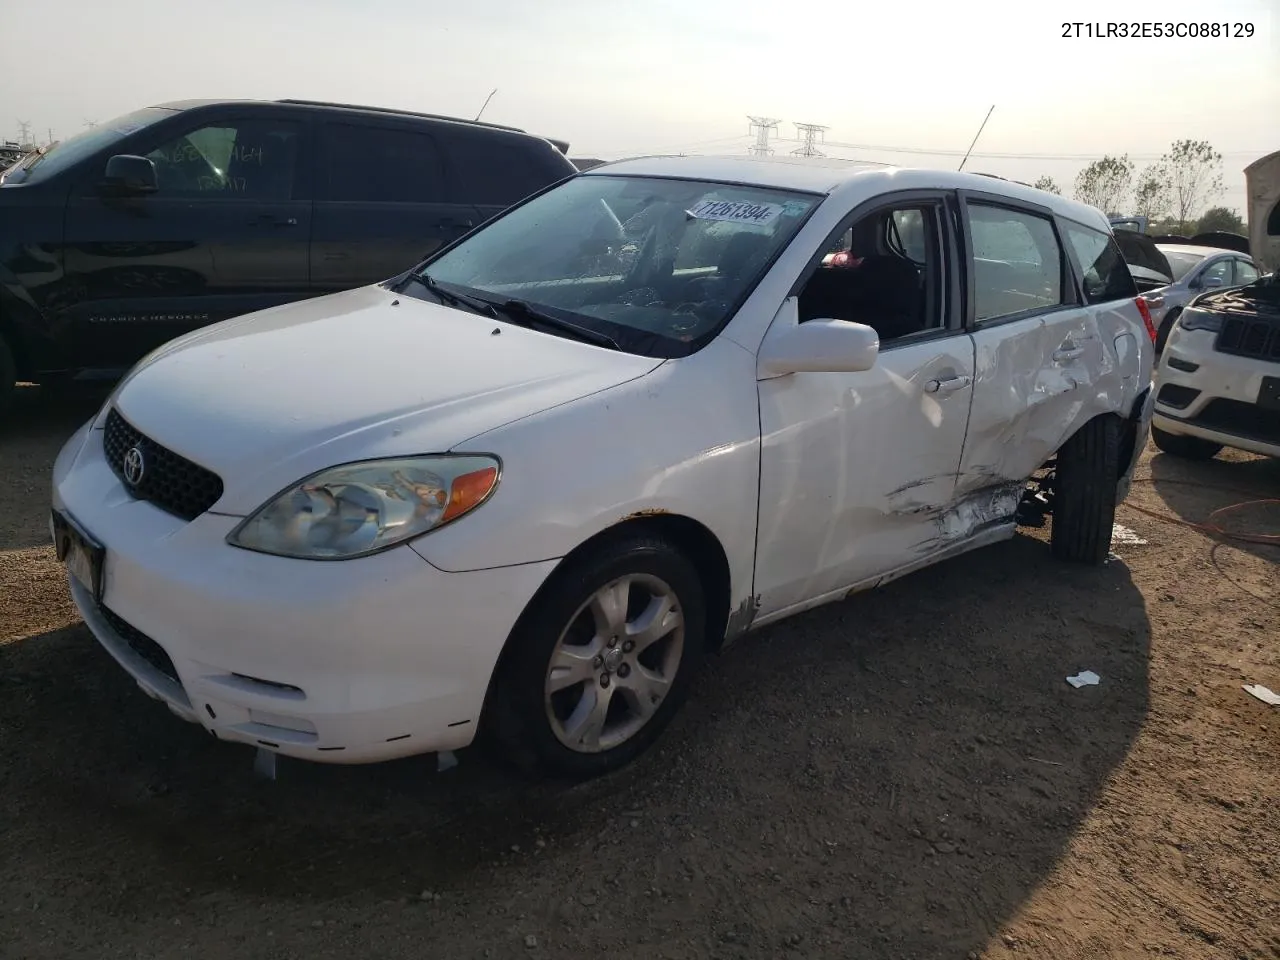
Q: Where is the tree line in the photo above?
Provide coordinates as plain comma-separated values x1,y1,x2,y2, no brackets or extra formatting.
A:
1029,139,1238,236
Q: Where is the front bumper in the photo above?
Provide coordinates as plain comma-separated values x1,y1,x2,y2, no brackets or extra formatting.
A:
51,422,558,764
1153,327,1280,459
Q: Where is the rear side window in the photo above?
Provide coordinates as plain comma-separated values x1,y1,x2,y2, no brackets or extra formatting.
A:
445,136,559,206
966,203,1065,322
324,123,446,203
1062,222,1138,303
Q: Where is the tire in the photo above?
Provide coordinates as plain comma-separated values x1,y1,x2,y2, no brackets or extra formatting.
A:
1051,414,1121,565
1154,309,1180,354
483,533,707,779
1151,425,1221,461
0,334,16,418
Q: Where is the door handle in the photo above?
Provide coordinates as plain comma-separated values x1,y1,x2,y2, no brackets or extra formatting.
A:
924,375,973,395
248,215,299,227
1053,347,1084,362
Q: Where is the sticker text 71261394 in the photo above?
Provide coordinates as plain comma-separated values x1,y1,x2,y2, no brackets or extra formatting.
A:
688,199,782,227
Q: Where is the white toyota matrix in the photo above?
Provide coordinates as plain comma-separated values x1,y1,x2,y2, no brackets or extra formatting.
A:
51,156,1156,777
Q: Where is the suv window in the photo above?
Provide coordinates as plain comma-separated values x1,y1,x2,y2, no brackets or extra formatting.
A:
146,119,301,199
324,123,446,203
967,204,1064,321
446,136,557,206
1062,222,1138,303
1236,259,1260,285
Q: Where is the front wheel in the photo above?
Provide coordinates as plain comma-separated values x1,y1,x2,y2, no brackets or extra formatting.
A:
1051,414,1121,565
1151,425,1221,461
484,534,707,778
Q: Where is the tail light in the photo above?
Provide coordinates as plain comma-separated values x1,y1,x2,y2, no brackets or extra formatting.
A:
1135,297,1157,343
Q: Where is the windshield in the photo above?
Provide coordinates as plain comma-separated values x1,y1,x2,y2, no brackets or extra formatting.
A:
412,174,822,357
1,107,173,186
1160,249,1207,282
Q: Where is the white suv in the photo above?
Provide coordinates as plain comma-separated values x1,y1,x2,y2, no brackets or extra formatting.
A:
50,156,1156,778
1152,278,1280,460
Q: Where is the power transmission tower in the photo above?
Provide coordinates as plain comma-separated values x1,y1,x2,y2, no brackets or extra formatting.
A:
17,120,32,145
747,116,780,156
792,123,828,157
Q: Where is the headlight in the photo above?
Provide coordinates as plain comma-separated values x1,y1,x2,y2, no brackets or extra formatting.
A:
227,455,500,560
1177,307,1222,333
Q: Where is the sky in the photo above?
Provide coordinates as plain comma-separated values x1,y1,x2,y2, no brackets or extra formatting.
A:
3,0,1278,218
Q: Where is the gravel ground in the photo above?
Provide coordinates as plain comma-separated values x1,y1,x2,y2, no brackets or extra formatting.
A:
2,383,1278,960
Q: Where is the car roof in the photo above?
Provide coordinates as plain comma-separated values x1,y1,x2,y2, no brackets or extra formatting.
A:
1155,243,1238,258
148,98,569,151
585,154,1111,228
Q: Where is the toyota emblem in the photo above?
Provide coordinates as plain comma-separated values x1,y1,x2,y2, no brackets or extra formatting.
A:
122,445,146,486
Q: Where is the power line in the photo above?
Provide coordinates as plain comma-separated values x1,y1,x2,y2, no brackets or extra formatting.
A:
772,136,1265,162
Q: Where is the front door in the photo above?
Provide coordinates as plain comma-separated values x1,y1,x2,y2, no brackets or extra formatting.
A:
311,120,481,292
754,195,976,618
61,115,312,370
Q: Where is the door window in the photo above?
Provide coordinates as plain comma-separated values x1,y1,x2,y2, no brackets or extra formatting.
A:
324,123,446,203
1234,259,1260,285
145,120,301,199
966,204,1066,321
1200,259,1232,287
1061,222,1137,303
797,203,945,342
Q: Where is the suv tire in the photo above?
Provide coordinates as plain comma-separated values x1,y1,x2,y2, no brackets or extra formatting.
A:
1051,414,1121,566
483,533,707,779
1151,425,1221,461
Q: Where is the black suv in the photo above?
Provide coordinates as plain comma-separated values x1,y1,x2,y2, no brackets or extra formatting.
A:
0,98,578,411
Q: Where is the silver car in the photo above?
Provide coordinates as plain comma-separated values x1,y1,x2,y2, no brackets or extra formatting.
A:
1146,244,1262,351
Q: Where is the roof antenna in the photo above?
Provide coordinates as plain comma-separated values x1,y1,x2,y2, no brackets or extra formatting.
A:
957,104,995,171
475,88,498,122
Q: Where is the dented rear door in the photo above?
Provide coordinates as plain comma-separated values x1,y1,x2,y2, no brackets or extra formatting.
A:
954,193,1109,504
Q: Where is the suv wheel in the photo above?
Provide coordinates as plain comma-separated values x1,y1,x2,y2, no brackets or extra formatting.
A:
1151,425,1221,461
0,334,16,417
484,533,707,779
1051,414,1121,565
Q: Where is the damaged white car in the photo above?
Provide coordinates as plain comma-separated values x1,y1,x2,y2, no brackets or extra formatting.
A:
51,156,1156,778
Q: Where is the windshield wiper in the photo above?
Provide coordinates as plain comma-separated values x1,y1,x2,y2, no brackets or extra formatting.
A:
487,298,621,350
400,272,497,318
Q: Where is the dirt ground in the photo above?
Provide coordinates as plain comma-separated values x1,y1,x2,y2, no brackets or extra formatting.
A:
1,383,1277,960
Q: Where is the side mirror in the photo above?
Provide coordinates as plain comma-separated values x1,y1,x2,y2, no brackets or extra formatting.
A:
100,154,158,196
1201,275,1224,288
758,316,880,377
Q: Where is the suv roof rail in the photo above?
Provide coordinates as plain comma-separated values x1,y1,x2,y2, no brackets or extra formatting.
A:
975,171,1033,188
275,99,525,134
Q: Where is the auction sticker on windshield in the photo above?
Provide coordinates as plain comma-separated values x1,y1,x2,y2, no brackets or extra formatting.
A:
688,199,782,226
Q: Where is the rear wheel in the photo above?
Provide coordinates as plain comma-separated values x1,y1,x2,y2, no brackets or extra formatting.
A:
484,533,707,779
0,334,16,418
1151,425,1221,461
1051,414,1121,565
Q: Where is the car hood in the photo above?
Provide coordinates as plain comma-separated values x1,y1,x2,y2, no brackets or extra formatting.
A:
111,284,663,515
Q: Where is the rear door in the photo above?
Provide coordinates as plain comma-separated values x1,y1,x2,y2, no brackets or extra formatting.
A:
311,120,480,292
955,194,1109,492
61,112,312,368
1234,257,1261,286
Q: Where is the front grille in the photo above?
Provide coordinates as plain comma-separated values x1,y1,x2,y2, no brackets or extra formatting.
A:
99,606,181,684
1189,399,1280,445
104,408,224,521
1156,383,1200,410
1215,316,1280,362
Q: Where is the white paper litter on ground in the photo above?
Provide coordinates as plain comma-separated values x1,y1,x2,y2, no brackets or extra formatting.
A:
1243,684,1280,706
1067,671,1101,688
1111,524,1148,545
